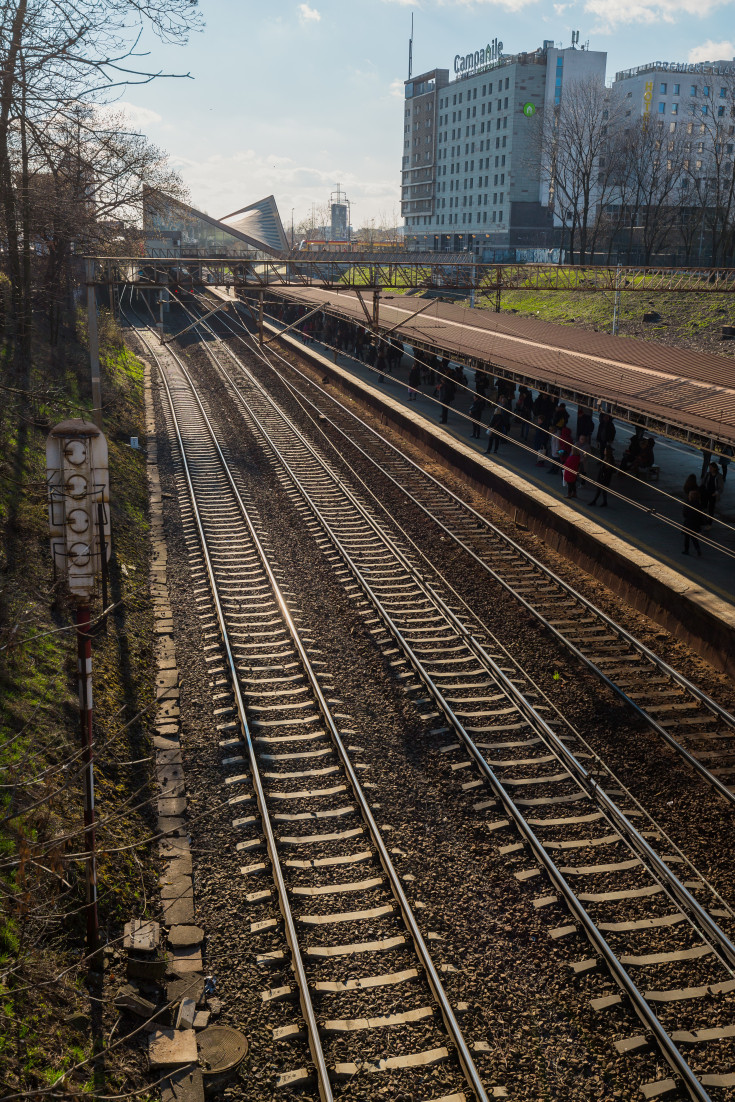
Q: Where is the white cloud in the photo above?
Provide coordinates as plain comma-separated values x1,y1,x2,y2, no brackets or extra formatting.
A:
169,148,399,228
553,2,570,12
298,3,321,23
584,0,733,31
100,102,163,129
437,0,538,8
382,0,421,6
389,78,405,98
688,38,735,62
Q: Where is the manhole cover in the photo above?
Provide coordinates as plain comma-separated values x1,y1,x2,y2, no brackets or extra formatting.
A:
197,1025,248,1076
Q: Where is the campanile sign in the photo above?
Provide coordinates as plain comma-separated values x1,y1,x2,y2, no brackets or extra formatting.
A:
454,38,504,75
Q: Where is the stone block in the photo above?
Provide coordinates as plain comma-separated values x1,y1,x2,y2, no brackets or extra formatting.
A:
124,919,159,952
168,925,204,948
161,1067,204,1102
148,1027,197,1069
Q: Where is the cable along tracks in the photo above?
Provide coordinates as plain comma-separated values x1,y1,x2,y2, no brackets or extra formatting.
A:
166,309,735,1102
135,318,491,1102
215,295,735,808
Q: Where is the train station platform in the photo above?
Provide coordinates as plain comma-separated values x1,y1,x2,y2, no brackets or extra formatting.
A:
204,286,735,673
273,320,734,597
268,287,735,453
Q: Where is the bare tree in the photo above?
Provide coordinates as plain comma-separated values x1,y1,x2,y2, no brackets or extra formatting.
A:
613,116,688,263
540,75,626,263
679,74,735,265
0,0,201,379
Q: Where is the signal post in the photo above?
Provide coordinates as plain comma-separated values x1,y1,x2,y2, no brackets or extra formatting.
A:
46,420,111,961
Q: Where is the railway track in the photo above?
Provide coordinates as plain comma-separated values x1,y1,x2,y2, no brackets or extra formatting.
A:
143,298,735,1101
129,311,492,1101
209,293,735,808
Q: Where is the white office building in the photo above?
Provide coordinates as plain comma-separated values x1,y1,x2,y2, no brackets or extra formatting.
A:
401,38,606,255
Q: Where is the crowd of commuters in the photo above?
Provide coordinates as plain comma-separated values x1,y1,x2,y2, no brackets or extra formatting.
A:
273,301,730,555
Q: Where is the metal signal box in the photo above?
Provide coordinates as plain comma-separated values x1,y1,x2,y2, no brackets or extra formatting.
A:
46,419,111,598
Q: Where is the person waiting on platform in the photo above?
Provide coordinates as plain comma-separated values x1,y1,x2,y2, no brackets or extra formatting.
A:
563,447,581,499
630,437,656,476
682,490,704,556
469,395,485,438
589,447,615,507
620,427,645,472
700,462,724,522
596,413,616,455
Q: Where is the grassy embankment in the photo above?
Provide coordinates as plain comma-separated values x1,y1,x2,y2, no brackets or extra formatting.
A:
345,263,735,352
0,308,157,1096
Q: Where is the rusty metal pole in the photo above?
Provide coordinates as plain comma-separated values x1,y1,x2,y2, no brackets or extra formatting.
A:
258,292,264,346
76,604,99,962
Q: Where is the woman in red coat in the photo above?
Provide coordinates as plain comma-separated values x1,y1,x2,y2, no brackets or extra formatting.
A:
563,448,581,499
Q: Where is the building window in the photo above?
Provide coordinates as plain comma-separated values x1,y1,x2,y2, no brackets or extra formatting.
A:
690,85,697,96
660,83,667,94
718,105,725,117
703,85,710,97
720,86,727,97
658,102,665,114
673,84,680,95
671,103,678,115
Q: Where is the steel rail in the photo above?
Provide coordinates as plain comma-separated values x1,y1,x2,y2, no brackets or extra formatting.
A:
207,367,717,1101
185,300,735,924
206,299,735,807
129,308,489,1102
167,309,735,1101
197,335,735,978
123,313,335,1102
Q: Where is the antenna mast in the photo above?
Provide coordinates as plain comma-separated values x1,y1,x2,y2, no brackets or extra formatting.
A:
408,13,413,79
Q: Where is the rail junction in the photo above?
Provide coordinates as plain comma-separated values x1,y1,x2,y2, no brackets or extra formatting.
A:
121,276,735,1101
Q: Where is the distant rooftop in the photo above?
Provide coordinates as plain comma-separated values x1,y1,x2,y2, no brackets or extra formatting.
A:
616,58,735,81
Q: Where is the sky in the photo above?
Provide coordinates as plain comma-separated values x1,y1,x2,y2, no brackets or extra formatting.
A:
117,0,735,232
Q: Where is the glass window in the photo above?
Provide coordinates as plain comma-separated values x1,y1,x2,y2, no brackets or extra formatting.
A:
690,85,697,96
718,105,725,116
702,105,708,115
658,102,665,114
720,86,727,97
671,103,678,115
673,84,680,95
703,86,710,96
660,83,667,94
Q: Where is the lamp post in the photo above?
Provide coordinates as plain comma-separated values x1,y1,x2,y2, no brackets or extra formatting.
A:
291,207,295,249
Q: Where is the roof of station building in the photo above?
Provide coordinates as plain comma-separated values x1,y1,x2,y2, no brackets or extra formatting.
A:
219,196,289,256
143,190,288,257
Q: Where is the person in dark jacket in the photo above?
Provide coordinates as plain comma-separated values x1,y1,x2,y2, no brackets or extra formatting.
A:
596,413,616,455
437,376,455,423
469,395,485,438
485,409,505,453
682,490,703,555
589,446,615,506
576,406,594,441
700,462,724,520
407,362,421,400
